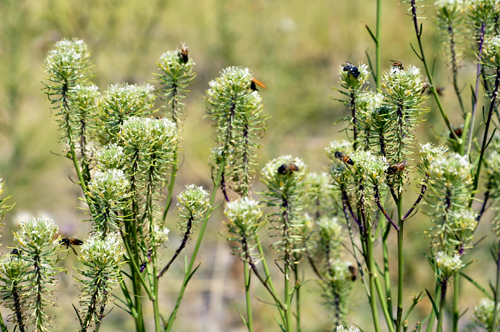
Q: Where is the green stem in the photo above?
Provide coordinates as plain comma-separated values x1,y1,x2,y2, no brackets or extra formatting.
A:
284,263,293,332
436,281,448,332
153,263,161,332
256,238,286,324
165,159,226,332
490,244,500,332
396,195,404,332
383,222,393,320
367,232,382,332
409,0,457,140
452,272,459,332
294,262,301,332
244,262,253,332
425,282,441,332
376,0,382,91
162,151,178,223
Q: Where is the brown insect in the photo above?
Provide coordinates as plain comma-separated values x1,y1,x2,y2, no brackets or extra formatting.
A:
342,61,360,78
449,126,463,139
250,77,268,91
334,151,354,166
277,163,300,175
60,237,84,255
390,59,404,70
427,86,445,96
420,82,430,95
387,160,407,175
178,43,189,64
348,265,357,281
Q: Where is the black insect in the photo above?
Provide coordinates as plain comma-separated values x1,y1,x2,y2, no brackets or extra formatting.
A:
60,237,84,255
10,249,20,255
250,77,268,92
342,61,360,79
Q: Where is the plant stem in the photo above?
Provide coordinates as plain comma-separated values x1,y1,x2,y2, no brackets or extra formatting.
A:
471,68,500,200
467,22,486,156
153,263,161,332
436,280,448,332
491,244,500,332
425,283,441,332
396,195,404,332
161,151,178,223
294,261,301,332
157,216,194,278
376,0,382,91
367,231,382,332
284,263,293,332
410,0,457,140
166,159,226,332
383,222,394,321
452,272,459,332
447,23,465,116
244,262,254,332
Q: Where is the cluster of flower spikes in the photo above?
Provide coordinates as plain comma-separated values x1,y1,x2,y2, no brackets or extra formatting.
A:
206,66,267,197
260,155,310,268
74,233,126,330
155,44,196,128
419,143,475,280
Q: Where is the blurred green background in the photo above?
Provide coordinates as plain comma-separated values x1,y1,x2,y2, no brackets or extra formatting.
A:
0,0,495,331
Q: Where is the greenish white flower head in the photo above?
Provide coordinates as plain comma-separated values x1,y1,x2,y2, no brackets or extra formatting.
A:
80,233,124,266
327,140,354,161
447,209,477,253
336,325,360,332
208,66,253,96
428,153,472,184
382,65,426,106
225,197,263,229
483,35,500,68
89,169,130,202
317,216,343,244
419,143,448,172
95,144,126,170
473,298,499,328
0,254,28,280
150,225,170,248
328,260,352,283
435,0,464,17
44,39,89,83
356,91,384,113
351,150,387,185
103,83,155,114
158,49,195,73
434,251,464,278
338,63,370,91
120,117,179,150
14,216,59,250
261,155,307,187
176,185,210,220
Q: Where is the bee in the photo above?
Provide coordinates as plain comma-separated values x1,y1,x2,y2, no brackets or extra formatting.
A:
334,151,354,165
277,163,300,175
390,59,404,70
154,115,163,120
178,43,189,64
342,61,360,79
10,249,20,255
348,265,357,281
250,77,268,92
387,160,407,175
60,237,84,255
